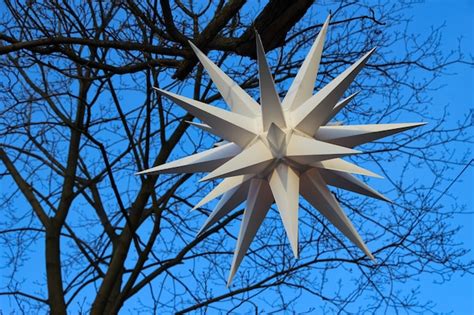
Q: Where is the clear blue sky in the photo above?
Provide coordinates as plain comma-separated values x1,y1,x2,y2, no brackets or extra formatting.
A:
404,0,473,313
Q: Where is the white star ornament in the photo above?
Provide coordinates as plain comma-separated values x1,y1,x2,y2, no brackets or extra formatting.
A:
137,15,425,285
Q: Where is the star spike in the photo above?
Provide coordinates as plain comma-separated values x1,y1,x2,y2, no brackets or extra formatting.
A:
199,140,274,182
320,169,391,203
197,181,250,236
155,88,258,147
316,122,427,148
188,41,261,117
192,174,253,210
255,32,287,130
286,133,361,165
292,48,376,136
321,91,360,126
311,158,383,178
185,120,213,134
268,163,300,257
136,142,240,175
283,15,331,110
227,179,274,286
301,169,375,260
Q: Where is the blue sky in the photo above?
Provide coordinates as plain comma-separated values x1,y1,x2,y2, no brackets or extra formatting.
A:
406,0,473,313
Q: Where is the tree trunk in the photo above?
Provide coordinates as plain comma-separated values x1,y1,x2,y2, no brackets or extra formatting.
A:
46,225,67,315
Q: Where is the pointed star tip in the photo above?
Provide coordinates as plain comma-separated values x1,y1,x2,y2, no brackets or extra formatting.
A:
361,168,384,178
365,47,377,57
402,122,427,130
363,248,375,261
188,40,200,53
135,169,153,176
415,122,428,126
196,226,206,238
255,32,265,54
198,175,212,182
153,87,167,95
226,272,236,287
360,171,383,179
288,240,299,259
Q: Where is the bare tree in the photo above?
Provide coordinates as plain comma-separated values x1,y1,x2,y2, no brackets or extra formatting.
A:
0,0,472,314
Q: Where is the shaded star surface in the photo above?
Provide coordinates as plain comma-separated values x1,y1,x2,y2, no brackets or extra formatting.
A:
138,15,425,285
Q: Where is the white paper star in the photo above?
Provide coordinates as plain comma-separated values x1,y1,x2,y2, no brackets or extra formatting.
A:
138,15,425,285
